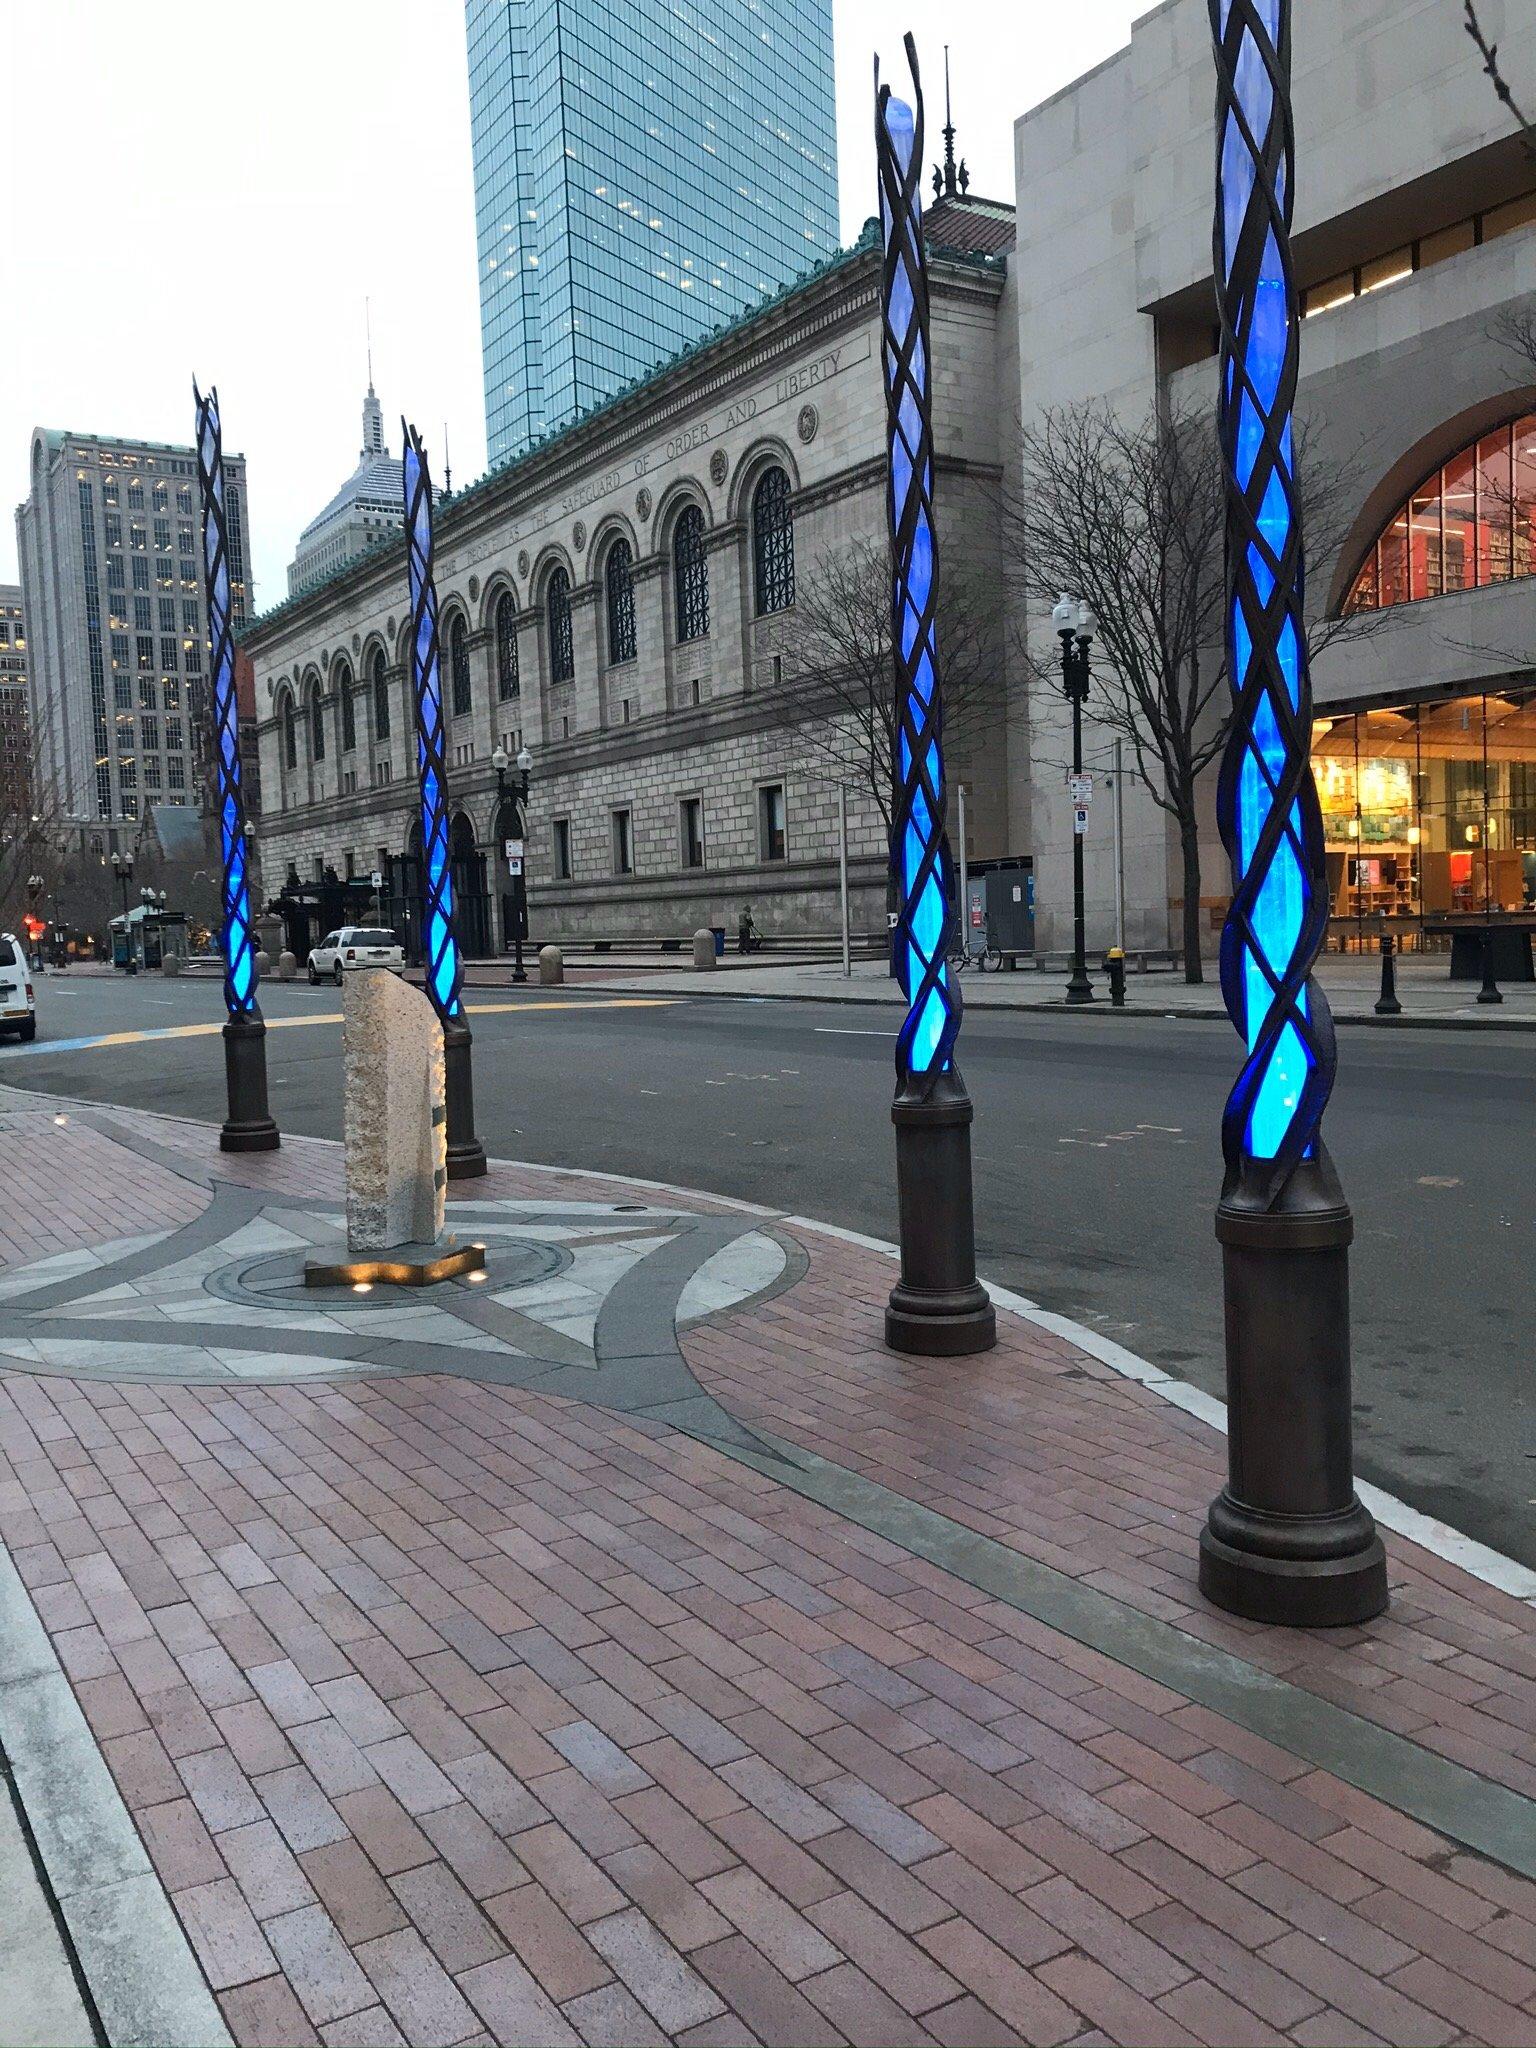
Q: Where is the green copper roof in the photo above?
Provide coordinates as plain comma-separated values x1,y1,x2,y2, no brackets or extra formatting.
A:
240,220,1004,648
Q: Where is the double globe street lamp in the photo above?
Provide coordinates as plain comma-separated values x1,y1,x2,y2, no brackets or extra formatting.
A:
110,850,137,975
1052,595,1096,1005
491,743,534,984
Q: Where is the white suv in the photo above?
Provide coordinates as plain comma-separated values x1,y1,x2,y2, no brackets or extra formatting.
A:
307,927,405,986
0,933,36,1040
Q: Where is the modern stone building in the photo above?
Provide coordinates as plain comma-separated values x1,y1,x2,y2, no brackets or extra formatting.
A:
287,384,404,597
0,585,30,822
242,197,1018,956
1016,0,1536,961
16,429,252,832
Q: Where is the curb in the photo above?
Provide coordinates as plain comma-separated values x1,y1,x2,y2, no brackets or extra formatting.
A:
499,1159,1536,1608
0,1544,233,2048
567,978,1536,1031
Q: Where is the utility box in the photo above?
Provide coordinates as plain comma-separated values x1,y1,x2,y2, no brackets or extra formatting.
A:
984,867,1034,954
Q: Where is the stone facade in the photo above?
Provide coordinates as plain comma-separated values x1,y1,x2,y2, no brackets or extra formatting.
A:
243,226,1018,948
1015,0,1536,958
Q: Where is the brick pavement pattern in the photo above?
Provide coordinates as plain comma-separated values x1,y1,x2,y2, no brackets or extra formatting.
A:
0,1100,1534,2047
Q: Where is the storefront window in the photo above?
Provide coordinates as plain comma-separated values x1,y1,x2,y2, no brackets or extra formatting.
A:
1312,691,1536,942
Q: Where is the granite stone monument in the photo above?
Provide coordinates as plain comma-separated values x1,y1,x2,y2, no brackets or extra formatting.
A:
304,969,483,1286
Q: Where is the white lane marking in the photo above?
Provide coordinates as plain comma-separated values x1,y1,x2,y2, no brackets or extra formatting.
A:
814,1027,888,1037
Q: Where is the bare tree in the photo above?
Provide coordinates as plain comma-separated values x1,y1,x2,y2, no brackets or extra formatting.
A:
1455,9,1536,397
1005,403,1381,983
1464,1,1536,163
772,534,1004,840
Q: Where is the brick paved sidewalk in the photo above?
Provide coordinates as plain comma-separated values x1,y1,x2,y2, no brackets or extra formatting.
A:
0,1096,1534,2048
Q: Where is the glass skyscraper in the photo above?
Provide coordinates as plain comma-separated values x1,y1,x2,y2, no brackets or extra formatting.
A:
466,0,838,467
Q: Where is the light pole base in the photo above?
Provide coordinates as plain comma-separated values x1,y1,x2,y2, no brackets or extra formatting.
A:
443,1013,487,1180
220,1009,280,1153
886,1069,996,1356
1200,1161,1386,1628
1065,965,1094,1004
1199,1505,1386,1629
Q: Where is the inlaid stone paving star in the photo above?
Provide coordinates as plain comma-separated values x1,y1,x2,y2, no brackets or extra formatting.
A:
0,1112,801,1452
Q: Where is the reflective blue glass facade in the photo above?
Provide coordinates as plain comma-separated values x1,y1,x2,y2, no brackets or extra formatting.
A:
466,0,838,467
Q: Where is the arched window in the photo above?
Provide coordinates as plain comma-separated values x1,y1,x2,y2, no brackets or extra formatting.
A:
495,592,520,701
449,615,471,717
337,663,355,752
752,467,795,615
547,568,574,682
605,540,636,665
372,650,390,740
1347,410,1536,612
673,505,709,642
282,696,296,770
309,688,325,761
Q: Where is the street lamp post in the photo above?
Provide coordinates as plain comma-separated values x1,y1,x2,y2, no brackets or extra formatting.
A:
876,35,995,1358
111,851,138,974
402,420,487,1179
492,743,533,984
1202,0,1385,1625
1053,596,1095,1005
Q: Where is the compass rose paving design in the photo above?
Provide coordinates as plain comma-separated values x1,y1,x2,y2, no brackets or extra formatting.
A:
0,1111,802,1456
0,1096,1534,2048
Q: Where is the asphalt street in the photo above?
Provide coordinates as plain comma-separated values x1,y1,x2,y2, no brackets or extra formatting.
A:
5,967,1533,1568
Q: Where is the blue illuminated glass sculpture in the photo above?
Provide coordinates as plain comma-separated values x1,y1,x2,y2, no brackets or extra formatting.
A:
1201,0,1384,1624
879,47,957,1088
875,37,993,1357
403,424,464,1030
403,422,486,1179
194,382,278,1153
1211,0,1329,1195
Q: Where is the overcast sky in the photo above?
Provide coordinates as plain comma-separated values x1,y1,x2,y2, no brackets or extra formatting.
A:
2,0,1142,603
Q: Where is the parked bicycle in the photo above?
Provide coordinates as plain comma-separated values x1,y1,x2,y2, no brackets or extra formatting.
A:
947,928,1003,973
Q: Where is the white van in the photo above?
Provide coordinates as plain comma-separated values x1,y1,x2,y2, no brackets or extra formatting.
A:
0,934,36,1040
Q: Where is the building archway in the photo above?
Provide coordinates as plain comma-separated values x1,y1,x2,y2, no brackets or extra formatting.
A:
386,817,424,966
449,810,490,959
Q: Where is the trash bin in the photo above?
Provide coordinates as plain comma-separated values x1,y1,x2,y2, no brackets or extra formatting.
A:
710,926,726,958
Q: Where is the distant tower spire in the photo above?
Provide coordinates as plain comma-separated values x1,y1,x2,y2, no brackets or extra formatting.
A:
940,46,957,197
361,300,384,457
443,420,452,496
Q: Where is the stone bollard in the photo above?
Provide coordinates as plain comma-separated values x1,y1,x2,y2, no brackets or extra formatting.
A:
254,949,272,977
538,944,564,986
692,927,717,970
277,950,297,981
161,954,182,977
